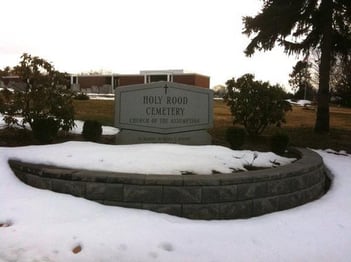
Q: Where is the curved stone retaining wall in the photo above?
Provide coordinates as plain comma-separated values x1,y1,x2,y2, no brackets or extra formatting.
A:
9,148,326,220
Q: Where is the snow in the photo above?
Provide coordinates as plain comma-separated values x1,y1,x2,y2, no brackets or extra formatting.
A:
0,114,119,136
0,114,291,174
70,120,119,136
5,142,295,175
286,99,313,107
0,143,351,261
86,94,115,100
0,116,351,261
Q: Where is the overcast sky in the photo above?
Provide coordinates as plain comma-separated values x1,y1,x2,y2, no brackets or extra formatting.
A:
0,0,299,89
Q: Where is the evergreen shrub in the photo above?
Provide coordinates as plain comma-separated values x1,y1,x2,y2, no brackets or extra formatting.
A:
271,131,290,155
31,117,60,144
226,127,246,149
82,120,102,142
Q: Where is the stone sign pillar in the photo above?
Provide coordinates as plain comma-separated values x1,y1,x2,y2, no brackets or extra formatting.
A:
115,81,213,145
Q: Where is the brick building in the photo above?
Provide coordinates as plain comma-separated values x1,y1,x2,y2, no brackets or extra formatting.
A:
70,70,210,93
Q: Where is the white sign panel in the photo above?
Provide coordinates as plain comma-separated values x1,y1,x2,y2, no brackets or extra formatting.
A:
115,81,213,134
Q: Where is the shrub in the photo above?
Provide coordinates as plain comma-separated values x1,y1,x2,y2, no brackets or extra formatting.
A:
74,93,90,100
31,117,60,144
82,120,102,142
225,74,292,136
226,127,246,149
270,131,290,155
0,53,75,131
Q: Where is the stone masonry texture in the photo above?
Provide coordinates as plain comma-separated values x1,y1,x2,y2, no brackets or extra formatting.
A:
8,148,327,220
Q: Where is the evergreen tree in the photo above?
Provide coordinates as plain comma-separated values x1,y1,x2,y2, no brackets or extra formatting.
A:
225,74,291,136
243,0,351,133
0,66,12,77
289,60,315,100
331,53,351,106
0,53,75,141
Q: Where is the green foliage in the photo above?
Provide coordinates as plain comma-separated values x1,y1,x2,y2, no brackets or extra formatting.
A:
0,66,12,77
226,127,246,149
242,0,351,133
225,74,292,136
289,60,315,100
0,89,12,120
270,131,290,155
243,0,350,57
330,53,351,107
31,117,60,144
0,89,23,127
0,53,75,134
82,120,102,142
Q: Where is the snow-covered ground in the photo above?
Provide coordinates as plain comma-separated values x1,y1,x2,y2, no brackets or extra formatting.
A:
86,93,115,100
4,142,295,175
0,117,351,261
70,120,119,136
0,114,119,136
286,99,313,107
0,146,350,261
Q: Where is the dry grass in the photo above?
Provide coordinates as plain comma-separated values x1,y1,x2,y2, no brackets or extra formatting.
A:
73,99,351,151
1,98,350,151
73,99,115,125
210,100,351,152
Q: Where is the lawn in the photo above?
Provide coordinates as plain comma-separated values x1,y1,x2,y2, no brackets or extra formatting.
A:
73,99,351,152
0,99,350,151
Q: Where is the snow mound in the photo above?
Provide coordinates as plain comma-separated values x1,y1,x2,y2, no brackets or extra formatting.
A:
7,142,295,175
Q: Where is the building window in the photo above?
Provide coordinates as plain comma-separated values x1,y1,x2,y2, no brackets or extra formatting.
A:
105,76,112,85
72,76,77,84
147,75,168,83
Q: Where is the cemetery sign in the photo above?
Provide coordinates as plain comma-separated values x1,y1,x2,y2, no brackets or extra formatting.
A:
115,81,213,134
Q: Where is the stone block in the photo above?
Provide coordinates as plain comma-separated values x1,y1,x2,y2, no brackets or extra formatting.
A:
142,204,182,217
219,185,238,201
51,179,85,197
7,147,327,220
237,182,267,200
183,176,221,186
219,173,248,185
9,161,43,176
103,201,142,209
41,167,75,180
124,185,162,203
26,174,51,190
12,169,28,183
310,169,325,185
86,182,105,200
72,170,105,182
278,192,303,210
219,200,253,219
301,171,313,187
145,175,183,186
202,186,221,203
182,203,220,220
301,169,324,187
267,177,303,195
300,187,316,204
309,180,325,198
106,173,145,185
104,183,124,201
202,184,238,203
163,186,201,203
252,197,279,216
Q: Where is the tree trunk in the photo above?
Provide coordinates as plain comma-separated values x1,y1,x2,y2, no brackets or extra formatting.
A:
314,0,333,134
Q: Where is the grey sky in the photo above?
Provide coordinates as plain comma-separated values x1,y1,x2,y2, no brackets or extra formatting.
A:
0,0,298,88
